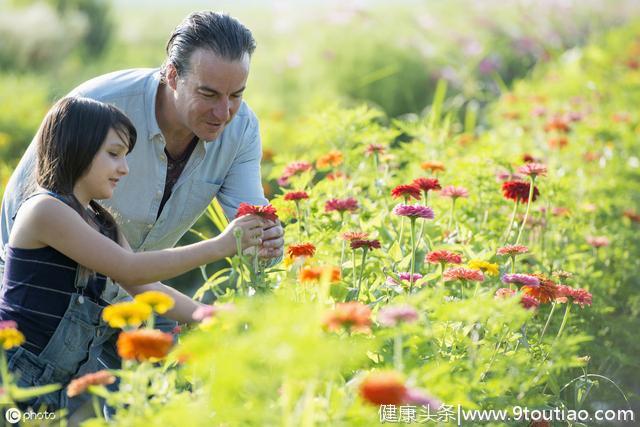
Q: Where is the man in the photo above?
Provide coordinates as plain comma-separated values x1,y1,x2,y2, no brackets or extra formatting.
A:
0,11,283,416
1,11,284,275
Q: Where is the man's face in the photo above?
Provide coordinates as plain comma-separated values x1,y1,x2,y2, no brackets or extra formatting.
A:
169,48,250,141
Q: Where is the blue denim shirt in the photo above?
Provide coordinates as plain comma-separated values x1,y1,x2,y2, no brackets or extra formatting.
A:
0,68,269,273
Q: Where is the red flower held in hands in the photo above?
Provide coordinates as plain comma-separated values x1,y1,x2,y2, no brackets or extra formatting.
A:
235,203,278,222
502,181,539,203
325,197,358,213
391,184,422,201
284,191,309,201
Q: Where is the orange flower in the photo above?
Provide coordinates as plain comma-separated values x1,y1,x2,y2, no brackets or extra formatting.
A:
287,243,316,259
359,371,407,405
420,161,445,173
316,150,343,169
547,136,568,149
523,273,559,304
623,209,640,223
299,266,341,283
456,134,474,146
544,117,570,133
117,329,174,361
322,302,371,333
67,370,116,397
501,111,521,120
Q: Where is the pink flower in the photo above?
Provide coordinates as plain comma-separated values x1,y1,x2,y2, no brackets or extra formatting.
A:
325,197,358,213
443,267,484,282
403,388,442,408
501,274,540,287
386,272,424,287
377,305,419,327
278,161,313,186
556,285,592,307
586,236,609,248
392,204,435,219
425,250,462,265
0,320,18,330
192,303,235,322
440,186,469,199
497,245,529,256
517,162,547,178
495,288,517,299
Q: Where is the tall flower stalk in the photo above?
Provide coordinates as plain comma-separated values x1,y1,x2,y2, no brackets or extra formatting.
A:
392,204,435,292
349,239,381,301
440,186,468,232
515,163,547,245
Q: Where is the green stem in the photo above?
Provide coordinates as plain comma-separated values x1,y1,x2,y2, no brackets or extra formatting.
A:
440,263,446,287
340,239,346,276
555,303,572,341
393,335,404,372
91,394,103,419
539,302,557,342
351,249,357,291
502,201,519,245
295,201,302,239
515,178,535,245
409,218,416,293
355,249,369,301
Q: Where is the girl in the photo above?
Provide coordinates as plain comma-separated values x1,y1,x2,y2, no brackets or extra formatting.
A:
0,97,264,410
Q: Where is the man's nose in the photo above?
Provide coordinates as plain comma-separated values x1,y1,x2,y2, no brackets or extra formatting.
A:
212,97,231,122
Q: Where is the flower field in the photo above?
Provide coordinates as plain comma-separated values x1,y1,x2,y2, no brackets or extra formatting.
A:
1,4,639,427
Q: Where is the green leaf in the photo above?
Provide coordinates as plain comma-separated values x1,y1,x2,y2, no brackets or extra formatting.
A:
9,383,62,402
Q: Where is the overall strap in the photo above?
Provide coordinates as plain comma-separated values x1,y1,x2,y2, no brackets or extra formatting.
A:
10,190,70,221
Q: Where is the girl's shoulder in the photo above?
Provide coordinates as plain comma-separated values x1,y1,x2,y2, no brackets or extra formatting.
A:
9,194,78,249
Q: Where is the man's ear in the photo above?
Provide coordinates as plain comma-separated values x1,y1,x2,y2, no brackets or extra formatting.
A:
166,63,179,91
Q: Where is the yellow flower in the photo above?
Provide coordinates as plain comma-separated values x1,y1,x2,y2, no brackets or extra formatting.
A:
468,259,499,276
134,291,175,315
0,327,25,350
102,301,152,329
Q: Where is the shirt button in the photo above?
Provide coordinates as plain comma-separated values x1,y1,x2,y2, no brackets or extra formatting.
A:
156,190,162,196
147,224,153,230
160,154,166,161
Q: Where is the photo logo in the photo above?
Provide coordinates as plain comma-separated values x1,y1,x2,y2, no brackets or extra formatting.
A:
5,407,21,424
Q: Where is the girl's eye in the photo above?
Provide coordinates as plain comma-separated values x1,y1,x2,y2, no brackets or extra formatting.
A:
109,152,119,158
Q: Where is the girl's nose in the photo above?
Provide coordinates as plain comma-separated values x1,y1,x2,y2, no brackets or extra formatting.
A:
119,159,129,176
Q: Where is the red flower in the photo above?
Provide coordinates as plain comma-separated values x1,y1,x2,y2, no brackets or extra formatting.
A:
412,177,441,194
350,239,381,250
284,191,309,201
324,197,358,213
287,243,316,258
235,203,279,222
520,295,540,310
365,143,385,156
502,181,539,203
359,371,407,405
391,184,422,201
425,250,462,265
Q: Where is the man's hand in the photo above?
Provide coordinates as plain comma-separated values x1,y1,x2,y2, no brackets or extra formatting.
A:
258,219,284,260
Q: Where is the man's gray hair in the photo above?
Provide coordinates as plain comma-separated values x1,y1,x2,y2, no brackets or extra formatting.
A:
163,11,256,78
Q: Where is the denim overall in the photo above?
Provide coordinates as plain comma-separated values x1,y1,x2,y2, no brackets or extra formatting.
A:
5,263,117,410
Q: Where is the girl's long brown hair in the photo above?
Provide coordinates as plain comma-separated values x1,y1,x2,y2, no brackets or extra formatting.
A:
35,96,137,243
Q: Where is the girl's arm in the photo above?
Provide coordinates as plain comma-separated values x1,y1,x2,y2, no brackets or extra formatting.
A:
12,196,263,287
116,232,207,324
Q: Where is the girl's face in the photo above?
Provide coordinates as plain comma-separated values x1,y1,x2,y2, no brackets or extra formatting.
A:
74,128,130,204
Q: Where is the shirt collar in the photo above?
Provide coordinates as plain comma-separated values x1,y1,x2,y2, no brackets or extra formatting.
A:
145,70,163,139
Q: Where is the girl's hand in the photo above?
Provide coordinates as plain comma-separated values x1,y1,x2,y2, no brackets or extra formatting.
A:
218,215,264,255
